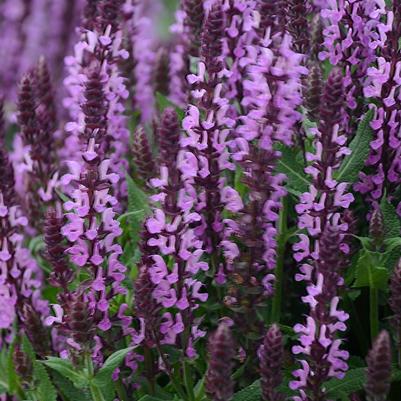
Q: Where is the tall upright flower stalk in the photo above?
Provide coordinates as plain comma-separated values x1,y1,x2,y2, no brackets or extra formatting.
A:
224,1,306,328
63,0,130,202
290,69,354,400
0,100,48,340
182,2,243,281
355,1,401,213
142,108,208,359
13,63,59,230
169,0,205,107
46,65,130,361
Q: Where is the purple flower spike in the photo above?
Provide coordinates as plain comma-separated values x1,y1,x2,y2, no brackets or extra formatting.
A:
0,100,47,332
63,0,130,201
365,330,392,401
14,72,59,228
287,0,309,54
205,321,235,401
141,106,208,355
291,225,350,399
182,1,243,278
259,324,284,401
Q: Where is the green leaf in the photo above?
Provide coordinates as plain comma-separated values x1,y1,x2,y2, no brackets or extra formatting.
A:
7,341,19,395
93,347,133,388
41,357,88,388
21,336,36,361
326,367,401,399
353,252,389,290
33,363,57,401
380,197,401,238
138,396,172,401
336,108,374,183
276,145,310,195
126,174,151,246
232,381,261,401
51,371,91,401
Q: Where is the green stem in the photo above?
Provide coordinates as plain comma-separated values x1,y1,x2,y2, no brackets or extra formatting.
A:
370,288,379,342
153,336,188,401
115,378,130,401
184,361,195,401
89,384,106,401
84,353,106,401
271,197,288,323
144,346,155,395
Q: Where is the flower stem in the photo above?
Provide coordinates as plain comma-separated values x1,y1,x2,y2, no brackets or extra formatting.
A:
184,361,195,401
271,197,288,323
370,287,379,342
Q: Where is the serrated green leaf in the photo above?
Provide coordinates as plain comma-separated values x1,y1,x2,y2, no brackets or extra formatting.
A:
41,357,88,388
93,347,133,388
33,363,57,401
336,108,374,183
380,197,401,238
384,237,401,252
353,252,389,290
326,367,401,399
51,371,91,401
126,174,151,246
21,336,35,361
276,145,310,195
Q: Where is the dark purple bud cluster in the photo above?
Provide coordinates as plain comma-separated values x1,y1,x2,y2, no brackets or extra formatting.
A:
154,47,170,96
158,107,180,171
365,330,392,401
64,293,95,349
201,3,224,77
22,304,50,356
205,322,235,401
369,208,384,248
259,324,284,401
132,126,156,182
97,0,124,35
44,208,74,290
82,70,108,145
36,57,57,134
304,63,323,122
182,0,205,57
135,266,161,347
319,67,344,137
310,15,324,60
0,100,16,207
287,0,309,54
